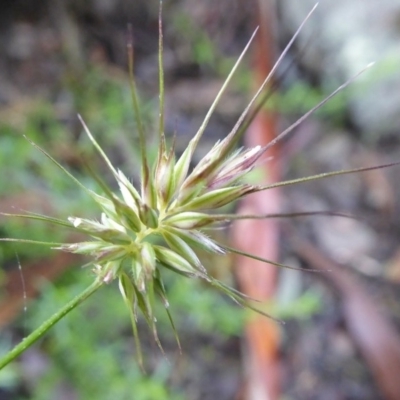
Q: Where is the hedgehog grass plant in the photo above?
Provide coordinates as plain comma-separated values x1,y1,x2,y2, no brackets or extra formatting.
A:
0,3,398,370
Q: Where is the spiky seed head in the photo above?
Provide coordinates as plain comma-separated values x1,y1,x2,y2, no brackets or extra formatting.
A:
8,3,385,367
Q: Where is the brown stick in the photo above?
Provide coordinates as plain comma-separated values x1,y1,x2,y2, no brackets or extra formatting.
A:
232,0,281,398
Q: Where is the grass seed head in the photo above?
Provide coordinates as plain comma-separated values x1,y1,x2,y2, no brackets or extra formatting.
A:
3,2,396,368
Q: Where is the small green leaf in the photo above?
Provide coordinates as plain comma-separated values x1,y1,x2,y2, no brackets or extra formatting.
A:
131,253,146,293
183,185,253,210
118,273,144,370
164,211,215,229
68,217,131,243
55,241,105,254
94,245,126,263
100,259,124,283
165,227,226,254
138,203,159,228
92,193,118,219
141,242,157,279
153,245,201,277
161,230,205,273
174,144,194,191
132,280,164,354
154,271,181,351
111,198,142,232
155,149,176,205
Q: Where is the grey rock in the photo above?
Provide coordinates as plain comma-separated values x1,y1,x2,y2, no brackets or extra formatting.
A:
279,0,400,141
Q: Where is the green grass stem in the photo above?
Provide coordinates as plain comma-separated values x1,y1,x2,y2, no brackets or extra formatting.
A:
0,278,104,370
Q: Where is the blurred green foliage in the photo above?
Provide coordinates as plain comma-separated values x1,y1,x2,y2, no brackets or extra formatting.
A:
171,11,252,92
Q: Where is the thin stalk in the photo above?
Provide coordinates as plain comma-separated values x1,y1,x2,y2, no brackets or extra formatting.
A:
127,24,150,196
221,3,319,154
0,278,104,370
24,135,97,200
189,27,259,152
78,115,118,177
224,244,326,273
257,161,400,191
210,210,356,221
261,62,375,154
158,0,165,149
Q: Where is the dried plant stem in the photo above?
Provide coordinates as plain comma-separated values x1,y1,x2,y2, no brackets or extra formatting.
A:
0,278,103,370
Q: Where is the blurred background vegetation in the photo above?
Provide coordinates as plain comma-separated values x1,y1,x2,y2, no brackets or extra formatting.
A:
1,1,400,399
